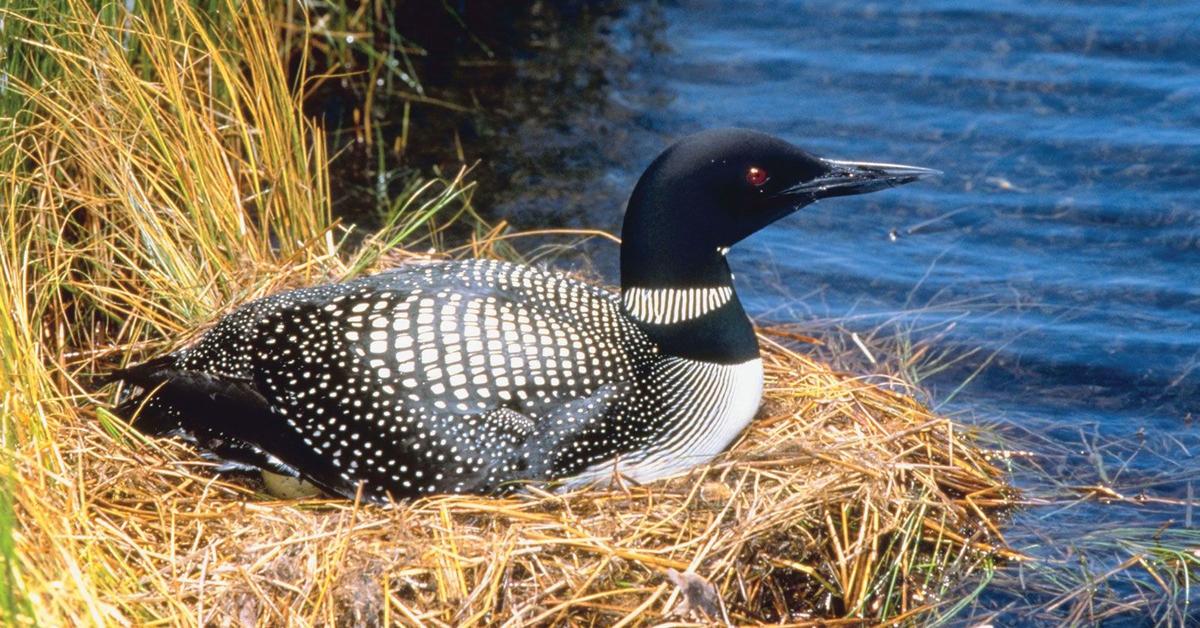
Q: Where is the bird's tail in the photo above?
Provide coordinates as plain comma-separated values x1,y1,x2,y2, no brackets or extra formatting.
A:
105,355,297,474
105,355,352,498
106,354,190,437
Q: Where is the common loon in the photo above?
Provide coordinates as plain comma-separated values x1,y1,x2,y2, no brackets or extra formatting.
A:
112,129,937,501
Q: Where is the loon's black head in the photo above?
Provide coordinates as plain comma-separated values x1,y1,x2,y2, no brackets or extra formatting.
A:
619,128,938,362
622,128,939,259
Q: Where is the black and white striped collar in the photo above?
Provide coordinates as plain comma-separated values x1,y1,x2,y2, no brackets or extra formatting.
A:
620,286,734,325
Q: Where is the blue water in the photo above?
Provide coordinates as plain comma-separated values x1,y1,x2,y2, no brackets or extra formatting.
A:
477,1,1200,622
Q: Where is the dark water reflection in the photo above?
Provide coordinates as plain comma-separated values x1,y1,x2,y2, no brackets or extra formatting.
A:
315,0,1200,622
307,1,667,237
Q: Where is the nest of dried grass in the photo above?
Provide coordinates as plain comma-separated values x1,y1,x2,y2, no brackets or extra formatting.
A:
23,330,1005,626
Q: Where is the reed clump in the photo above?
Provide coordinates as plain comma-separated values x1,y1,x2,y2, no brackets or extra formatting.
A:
0,0,1012,624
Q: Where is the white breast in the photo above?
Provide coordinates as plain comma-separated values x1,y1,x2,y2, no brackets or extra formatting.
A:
563,356,764,488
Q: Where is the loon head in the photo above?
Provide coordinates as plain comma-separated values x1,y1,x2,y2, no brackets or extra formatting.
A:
619,128,938,361
621,128,939,267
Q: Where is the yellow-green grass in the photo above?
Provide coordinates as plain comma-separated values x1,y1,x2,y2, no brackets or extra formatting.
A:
0,0,1010,624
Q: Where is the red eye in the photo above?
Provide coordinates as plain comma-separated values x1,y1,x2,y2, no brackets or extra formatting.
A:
746,166,769,187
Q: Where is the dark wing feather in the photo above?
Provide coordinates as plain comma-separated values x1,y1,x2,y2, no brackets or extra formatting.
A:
112,355,351,497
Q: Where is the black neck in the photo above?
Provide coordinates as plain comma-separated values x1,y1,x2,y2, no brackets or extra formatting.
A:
619,213,759,365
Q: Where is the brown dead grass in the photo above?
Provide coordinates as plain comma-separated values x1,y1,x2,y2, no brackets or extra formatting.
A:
25,327,1008,626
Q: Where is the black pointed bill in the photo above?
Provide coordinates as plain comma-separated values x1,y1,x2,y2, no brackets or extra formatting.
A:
779,158,941,202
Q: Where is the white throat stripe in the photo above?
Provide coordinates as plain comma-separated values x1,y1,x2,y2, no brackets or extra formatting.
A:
621,286,733,325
